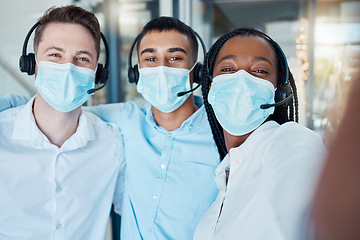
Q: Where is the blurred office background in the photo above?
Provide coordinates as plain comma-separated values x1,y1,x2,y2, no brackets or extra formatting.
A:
0,0,359,238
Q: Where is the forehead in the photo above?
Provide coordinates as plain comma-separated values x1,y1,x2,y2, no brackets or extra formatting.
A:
216,35,277,64
38,22,96,52
139,30,192,53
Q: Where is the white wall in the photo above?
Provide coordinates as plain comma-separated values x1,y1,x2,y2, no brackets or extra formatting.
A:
0,0,72,97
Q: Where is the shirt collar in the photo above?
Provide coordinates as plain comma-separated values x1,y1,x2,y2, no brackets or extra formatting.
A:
214,120,280,192
214,154,230,192
144,95,206,134
12,96,95,150
12,96,44,147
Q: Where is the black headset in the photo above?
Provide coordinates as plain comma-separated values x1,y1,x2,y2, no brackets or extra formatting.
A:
19,21,110,94
205,30,293,109
127,31,207,86
260,33,294,109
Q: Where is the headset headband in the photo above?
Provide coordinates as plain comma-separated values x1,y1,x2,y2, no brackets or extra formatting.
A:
260,32,289,83
21,21,41,57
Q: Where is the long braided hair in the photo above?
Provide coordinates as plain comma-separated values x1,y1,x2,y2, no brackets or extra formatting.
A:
202,28,299,159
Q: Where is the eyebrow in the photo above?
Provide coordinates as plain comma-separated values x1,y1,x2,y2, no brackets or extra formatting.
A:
140,48,155,55
140,47,187,56
216,54,238,64
251,56,274,67
168,47,187,55
78,50,94,61
216,55,274,67
44,46,64,53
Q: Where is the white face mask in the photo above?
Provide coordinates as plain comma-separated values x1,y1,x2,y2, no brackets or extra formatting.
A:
35,61,95,112
208,69,276,136
136,64,196,113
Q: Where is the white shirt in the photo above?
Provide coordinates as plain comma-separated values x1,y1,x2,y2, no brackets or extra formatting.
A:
194,121,325,240
0,97,125,240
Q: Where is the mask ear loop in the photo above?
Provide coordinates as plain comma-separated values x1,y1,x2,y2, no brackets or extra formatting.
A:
34,55,40,78
35,55,39,66
189,62,197,73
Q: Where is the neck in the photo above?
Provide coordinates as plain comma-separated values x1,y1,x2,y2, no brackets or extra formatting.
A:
224,118,273,152
33,93,81,148
152,95,198,131
224,131,252,152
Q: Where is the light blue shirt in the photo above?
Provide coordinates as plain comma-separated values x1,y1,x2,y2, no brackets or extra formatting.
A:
0,97,125,240
88,96,220,240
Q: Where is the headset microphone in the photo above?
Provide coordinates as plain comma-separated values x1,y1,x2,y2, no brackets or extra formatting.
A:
177,84,201,97
87,80,107,94
260,93,294,109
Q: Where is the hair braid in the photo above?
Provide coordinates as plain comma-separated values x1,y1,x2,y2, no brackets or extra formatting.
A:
289,72,299,122
202,73,227,160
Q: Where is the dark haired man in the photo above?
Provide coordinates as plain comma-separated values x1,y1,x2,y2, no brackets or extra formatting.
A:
88,17,220,239
0,6,124,240
0,16,220,239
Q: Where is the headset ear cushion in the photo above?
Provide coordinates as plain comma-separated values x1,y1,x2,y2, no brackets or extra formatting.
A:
95,63,104,84
19,55,28,73
28,53,36,75
193,63,204,84
128,64,139,84
275,82,292,105
19,53,36,75
100,67,109,85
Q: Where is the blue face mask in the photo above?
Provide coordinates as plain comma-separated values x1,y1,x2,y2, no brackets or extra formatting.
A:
208,69,275,136
137,64,196,113
35,61,95,112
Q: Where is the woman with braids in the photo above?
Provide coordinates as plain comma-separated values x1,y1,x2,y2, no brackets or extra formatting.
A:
193,28,325,240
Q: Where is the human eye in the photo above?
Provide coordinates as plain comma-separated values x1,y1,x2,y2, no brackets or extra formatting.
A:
251,62,272,76
76,56,90,63
254,69,269,74
220,67,234,72
214,62,237,76
48,52,61,58
169,56,183,62
145,57,157,62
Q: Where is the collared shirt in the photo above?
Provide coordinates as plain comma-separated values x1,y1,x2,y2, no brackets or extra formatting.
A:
0,97,125,240
194,121,325,240
89,96,220,240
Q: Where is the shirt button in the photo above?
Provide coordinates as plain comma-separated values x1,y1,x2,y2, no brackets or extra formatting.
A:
56,223,62,229
160,164,166,169
152,195,158,199
189,125,193,129
56,186,62,193
167,133,171,138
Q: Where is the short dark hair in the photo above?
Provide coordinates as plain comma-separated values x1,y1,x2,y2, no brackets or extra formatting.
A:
136,16,198,61
203,27,299,159
34,5,101,59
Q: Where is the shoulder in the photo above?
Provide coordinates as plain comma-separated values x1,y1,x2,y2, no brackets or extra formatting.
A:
272,121,323,147
0,106,24,142
0,105,23,123
261,121,325,170
83,110,119,133
122,101,147,114
82,111,124,153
